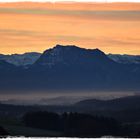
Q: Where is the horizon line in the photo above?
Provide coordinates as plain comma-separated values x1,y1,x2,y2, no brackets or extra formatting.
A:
1,45,140,56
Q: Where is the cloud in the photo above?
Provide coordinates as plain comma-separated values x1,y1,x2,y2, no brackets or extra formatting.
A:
101,37,140,46
0,8,140,21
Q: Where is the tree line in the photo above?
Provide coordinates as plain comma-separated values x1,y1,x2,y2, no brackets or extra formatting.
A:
22,111,122,137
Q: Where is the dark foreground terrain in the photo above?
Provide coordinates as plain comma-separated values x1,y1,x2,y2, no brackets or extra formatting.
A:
0,95,140,137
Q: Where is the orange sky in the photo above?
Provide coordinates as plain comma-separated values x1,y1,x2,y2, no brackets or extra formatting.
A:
0,2,140,54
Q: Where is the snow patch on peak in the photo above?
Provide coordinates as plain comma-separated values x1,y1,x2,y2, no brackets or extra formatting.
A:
0,52,41,66
108,54,140,64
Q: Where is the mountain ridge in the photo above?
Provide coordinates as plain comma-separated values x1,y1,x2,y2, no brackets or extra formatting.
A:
0,52,41,66
0,44,140,91
0,45,140,66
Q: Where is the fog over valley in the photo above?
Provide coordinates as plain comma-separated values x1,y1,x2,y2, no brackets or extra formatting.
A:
0,90,137,105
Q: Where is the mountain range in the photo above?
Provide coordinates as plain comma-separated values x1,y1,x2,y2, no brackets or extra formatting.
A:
0,49,140,66
75,95,140,111
108,54,140,64
0,52,41,66
0,44,140,91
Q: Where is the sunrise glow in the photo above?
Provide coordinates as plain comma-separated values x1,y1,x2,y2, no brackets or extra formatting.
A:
0,2,140,54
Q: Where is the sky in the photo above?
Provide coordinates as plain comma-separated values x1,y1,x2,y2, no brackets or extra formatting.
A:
0,1,140,54
0,0,140,2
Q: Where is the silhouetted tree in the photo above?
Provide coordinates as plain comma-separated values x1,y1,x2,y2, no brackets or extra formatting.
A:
22,111,121,137
61,112,121,137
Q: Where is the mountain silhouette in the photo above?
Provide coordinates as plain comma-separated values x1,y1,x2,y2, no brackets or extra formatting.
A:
75,95,140,110
108,54,140,64
0,45,140,91
0,52,41,66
